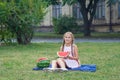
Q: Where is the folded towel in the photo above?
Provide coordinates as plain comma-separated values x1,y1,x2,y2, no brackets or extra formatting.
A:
32,64,96,72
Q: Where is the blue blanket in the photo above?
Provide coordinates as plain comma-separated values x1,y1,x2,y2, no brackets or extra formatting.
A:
33,64,96,72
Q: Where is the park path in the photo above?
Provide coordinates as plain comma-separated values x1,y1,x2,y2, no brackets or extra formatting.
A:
31,38,120,43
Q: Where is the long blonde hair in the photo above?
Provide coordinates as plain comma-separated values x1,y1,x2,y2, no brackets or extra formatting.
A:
62,32,75,56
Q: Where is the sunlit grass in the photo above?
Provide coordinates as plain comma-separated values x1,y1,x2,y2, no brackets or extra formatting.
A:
0,42,120,80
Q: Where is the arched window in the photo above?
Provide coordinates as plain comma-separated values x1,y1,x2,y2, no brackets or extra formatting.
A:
72,3,83,19
118,2,120,18
94,0,105,19
52,3,62,18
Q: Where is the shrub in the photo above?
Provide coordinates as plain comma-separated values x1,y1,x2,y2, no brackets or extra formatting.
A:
0,26,13,45
53,15,80,34
0,0,47,45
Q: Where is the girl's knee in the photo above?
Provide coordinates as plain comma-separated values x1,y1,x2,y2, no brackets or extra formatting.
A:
51,60,57,63
57,58,64,63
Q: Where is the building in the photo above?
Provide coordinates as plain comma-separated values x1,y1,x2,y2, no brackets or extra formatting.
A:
39,0,120,32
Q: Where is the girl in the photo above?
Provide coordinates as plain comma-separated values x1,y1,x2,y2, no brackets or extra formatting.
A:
44,32,80,71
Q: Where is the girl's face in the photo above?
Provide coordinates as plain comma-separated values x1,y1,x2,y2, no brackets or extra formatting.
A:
64,34,72,44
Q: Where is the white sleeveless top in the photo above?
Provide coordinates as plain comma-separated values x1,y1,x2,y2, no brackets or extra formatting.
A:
63,45,80,68
63,45,73,57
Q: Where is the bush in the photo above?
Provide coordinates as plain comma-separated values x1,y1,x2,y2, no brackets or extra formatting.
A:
0,26,13,45
53,15,80,34
0,0,47,45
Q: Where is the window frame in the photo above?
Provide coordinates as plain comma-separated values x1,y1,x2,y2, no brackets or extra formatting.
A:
72,3,83,20
118,2,120,18
52,3,62,18
94,0,105,19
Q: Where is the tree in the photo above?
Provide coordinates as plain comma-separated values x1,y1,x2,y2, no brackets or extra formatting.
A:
0,1,13,44
43,0,99,36
75,0,99,36
0,0,47,45
43,0,119,36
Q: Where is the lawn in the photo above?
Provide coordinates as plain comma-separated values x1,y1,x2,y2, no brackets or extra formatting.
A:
0,42,120,80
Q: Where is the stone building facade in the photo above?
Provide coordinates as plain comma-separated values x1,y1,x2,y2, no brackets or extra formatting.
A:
38,0,120,32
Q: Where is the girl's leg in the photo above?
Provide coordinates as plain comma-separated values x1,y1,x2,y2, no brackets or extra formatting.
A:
44,59,68,72
51,60,57,68
57,58,66,68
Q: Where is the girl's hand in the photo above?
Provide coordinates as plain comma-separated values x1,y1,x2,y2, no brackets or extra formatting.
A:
67,55,76,60
67,55,71,59
64,51,70,59
63,56,68,59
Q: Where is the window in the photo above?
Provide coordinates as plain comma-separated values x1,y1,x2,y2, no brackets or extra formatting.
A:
118,2,120,18
72,3,83,19
94,0,105,19
52,3,62,18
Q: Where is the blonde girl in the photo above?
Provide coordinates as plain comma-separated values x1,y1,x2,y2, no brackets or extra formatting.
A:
44,32,80,71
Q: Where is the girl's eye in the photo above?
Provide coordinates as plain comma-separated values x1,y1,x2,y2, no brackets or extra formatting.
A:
65,35,71,38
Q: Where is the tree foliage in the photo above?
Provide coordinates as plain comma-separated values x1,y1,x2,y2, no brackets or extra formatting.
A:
0,1,12,44
107,0,119,5
0,0,47,45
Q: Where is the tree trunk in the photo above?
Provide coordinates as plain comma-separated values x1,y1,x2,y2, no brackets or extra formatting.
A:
16,33,33,45
78,0,98,37
16,27,33,45
84,21,91,36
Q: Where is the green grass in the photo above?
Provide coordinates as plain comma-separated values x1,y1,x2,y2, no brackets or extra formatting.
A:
0,42,120,80
34,32,120,38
